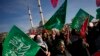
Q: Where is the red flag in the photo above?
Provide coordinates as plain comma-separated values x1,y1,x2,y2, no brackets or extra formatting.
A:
93,51,100,56
51,0,58,8
80,18,88,38
96,0,100,7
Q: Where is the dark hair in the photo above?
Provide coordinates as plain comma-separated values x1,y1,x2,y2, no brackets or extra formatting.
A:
71,29,79,36
71,29,76,35
33,35,38,41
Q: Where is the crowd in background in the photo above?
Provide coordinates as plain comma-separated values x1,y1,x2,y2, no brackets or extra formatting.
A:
29,20,100,56
0,20,100,56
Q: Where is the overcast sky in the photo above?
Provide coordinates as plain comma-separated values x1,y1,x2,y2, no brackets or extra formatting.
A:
0,0,97,33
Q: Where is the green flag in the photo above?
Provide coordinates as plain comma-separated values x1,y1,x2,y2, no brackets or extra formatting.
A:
96,8,100,19
44,0,67,30
71,9,94,31
2,26,40,56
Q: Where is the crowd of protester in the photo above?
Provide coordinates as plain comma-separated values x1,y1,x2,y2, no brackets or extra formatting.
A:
31,20,100,56
0,20,100,56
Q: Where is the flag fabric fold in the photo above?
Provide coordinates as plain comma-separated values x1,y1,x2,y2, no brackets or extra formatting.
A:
44,0,67,30
51,0,58,8
80,18,88,38
2,26,40,56
71,9,94,32
96,8,100,19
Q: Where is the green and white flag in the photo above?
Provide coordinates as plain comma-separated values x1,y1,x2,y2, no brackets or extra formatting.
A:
2,26,40,56
71,9,94,31
44,0,67,30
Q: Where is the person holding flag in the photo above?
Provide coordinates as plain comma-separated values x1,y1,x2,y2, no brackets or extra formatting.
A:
33,34,51,56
